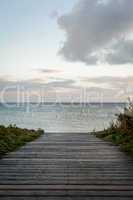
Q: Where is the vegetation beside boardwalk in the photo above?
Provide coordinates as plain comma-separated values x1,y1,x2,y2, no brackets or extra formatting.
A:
94,102,133,156
0,125,44,157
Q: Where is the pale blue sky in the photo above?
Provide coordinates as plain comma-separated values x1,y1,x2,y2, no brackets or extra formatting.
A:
0,0,77,78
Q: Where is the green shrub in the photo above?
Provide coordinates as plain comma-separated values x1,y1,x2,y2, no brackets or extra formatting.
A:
0,125,44,158
95,103,133,156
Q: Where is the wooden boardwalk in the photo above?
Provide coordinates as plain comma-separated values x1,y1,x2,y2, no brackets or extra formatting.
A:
0,132,133,199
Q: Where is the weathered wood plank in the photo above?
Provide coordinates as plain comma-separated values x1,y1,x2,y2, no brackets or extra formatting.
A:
0,132,133,199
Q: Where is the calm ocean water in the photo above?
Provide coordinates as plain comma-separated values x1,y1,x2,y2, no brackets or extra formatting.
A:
0,103,125,132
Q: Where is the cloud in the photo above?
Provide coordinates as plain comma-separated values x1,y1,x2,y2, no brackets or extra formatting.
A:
82,76,133,92
0,77,77,102
0,77,76,91
45,79,76,89
106,39,133,64
58,0,133,65
37,68,61,74
81,76,133,101
0,76,133,102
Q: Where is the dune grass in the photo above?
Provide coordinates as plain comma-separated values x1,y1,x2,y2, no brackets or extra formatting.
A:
0,125,44,158
94,104,133,156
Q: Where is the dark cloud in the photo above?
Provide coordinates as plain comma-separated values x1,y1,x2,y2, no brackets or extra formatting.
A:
37,69,61,74
58,0,133,65
106,39,133,64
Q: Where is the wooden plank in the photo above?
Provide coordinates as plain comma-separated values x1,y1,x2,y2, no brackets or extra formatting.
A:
0,132,133,199
1,184,133,190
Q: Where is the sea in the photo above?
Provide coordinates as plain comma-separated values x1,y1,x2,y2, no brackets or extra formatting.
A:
0,103,125,132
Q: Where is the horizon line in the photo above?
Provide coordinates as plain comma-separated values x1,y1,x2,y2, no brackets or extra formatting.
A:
0,102,126,104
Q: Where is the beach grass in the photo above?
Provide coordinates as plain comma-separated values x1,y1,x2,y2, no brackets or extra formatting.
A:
0,125,44,158
94,105,133,156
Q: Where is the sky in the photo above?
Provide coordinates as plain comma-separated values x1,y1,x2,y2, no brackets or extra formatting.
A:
0,0,133,102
